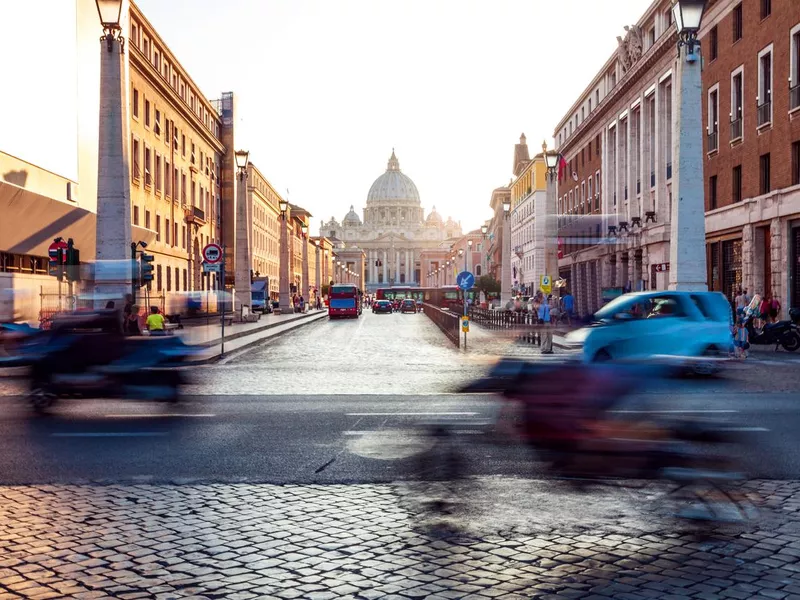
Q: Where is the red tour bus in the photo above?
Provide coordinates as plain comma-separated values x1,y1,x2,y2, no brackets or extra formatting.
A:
328,284,362,318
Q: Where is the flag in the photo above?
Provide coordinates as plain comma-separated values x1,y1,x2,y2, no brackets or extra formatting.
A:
557,156,568,182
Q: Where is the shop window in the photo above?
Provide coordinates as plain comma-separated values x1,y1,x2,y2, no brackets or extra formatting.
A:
760,153,771,195
732,165,742,203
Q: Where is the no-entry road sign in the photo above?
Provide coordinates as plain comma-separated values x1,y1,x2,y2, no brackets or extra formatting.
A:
202,243,223,264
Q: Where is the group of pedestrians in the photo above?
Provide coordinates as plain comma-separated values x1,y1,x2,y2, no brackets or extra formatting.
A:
120,295,167,336
501,290,577,354
735,288,781,327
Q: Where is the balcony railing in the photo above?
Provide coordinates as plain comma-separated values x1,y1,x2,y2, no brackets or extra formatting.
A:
707,129,718,152
792,84,800,111
730,117,743,141
186,205,206,224
757,100,772,127
666,162,672,180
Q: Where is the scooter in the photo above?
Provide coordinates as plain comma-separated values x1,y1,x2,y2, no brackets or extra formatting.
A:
744,308,800,352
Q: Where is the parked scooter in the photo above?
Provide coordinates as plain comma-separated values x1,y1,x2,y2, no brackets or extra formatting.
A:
744,308,800,352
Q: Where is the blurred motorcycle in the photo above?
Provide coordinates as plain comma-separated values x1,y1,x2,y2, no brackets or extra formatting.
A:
15,310,199,413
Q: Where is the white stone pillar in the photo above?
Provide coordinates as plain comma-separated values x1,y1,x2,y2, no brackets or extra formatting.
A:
95,32,132,302
501,216,512,305
668,46,707,291
315,246,321,297
383,249,388,284
279,212,291,312
234,167,251,313
395,249,400,284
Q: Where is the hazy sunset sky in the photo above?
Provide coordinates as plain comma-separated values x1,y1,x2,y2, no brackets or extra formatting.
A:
2,0,653,231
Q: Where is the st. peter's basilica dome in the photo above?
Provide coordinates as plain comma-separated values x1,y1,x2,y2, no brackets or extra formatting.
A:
366,150,420,206
343,205,361,226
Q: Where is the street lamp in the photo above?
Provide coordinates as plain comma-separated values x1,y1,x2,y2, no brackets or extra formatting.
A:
300,223,309,305
672,0,706,56
96,0,123,50
481,224,488,238
232,149,251,316
234,149,249,174
668,0,708,291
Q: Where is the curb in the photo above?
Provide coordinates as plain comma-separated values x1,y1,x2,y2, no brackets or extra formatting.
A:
193,310,327,348
185,311,328,365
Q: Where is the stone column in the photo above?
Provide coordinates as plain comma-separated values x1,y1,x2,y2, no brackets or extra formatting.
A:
234,167,251,314
95,31,132,302
395,249,400,284
383,249,388,284
278,212,291,313
315,246,321,298
742,224,755,294
669,45,707,291
501,216,512,305
302,235,309,304
771,218,785,305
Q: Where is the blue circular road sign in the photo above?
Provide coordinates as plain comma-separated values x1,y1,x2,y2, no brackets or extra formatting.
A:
456,271,475,290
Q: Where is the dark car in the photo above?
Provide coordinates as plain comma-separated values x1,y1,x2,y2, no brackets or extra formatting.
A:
373,300,393,314
401,299,417,314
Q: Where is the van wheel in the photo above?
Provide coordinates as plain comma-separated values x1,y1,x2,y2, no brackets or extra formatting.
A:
692,346,721,376
593,349,612,362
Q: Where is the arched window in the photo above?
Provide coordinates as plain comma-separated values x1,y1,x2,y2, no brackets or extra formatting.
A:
476,265,482,276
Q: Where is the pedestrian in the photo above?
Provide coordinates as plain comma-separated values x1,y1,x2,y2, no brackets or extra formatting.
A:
734,288,746,319
299,295,305,313
759,295,771,327
549,294,561,326
124,304,142,336
562,291,574,325
769,294,781,323
316,295,322,310
145,305,166,335
538,296,553,354
743,288,751,305
733,318,750,359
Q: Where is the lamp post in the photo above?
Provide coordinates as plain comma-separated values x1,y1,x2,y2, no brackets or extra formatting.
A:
301,223,309,308
542,142,562,295
669,0,708,291
233,150,251,318
278,196,291,313
467,239,474,274
94,0,132,303
501,197,512,307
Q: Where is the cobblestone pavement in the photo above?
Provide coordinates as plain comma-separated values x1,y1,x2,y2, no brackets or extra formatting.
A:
1,479,800,599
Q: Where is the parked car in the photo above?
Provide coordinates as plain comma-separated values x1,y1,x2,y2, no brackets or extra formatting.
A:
373,300,393,314
400,299,417,314
564,291,732,375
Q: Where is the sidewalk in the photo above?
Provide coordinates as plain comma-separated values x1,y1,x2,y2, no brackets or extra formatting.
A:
0,477,795,599
180,309,328,363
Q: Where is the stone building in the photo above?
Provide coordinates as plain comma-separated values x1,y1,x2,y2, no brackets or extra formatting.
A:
319,151,462,292
128,2,224,296
247,162,283,300
553,0,683,315
701,0,800,308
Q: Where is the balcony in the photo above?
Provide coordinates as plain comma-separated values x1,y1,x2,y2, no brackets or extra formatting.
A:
757,100,772,127
792,84,800,111
730,117,743,142
185,205,206,225
707,129,718,152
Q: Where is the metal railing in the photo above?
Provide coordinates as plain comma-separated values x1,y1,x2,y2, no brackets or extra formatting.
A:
791,84,800,111
757,100,771,127
730,117,743,141
707,129,718,152
423,303,460,347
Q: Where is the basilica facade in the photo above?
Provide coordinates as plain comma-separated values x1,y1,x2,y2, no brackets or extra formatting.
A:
320,151,461,291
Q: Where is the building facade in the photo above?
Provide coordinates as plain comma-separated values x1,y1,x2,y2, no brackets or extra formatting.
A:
247,163,283,300
554,0,681,315
128,2,224,298
701,0,800,308
320,151,462,292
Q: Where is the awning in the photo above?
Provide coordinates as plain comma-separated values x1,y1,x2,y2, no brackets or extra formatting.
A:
1,181,96,260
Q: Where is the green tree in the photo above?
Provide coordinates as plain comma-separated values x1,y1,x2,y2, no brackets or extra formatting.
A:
476,274,500,295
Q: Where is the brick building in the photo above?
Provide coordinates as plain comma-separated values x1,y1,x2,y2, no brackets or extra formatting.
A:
702,0,800,308
554,0,680,315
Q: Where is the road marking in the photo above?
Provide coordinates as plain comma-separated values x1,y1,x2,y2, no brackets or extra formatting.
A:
610,410,739,414
104,413,216,418
346,412,480,417
51,432,168,438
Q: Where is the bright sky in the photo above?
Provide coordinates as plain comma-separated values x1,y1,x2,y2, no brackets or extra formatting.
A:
1,0,653,232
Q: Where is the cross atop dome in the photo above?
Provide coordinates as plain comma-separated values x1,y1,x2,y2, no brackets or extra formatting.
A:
387,149,400,172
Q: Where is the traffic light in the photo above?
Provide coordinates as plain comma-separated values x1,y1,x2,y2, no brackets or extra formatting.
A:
139,252,155,287
48,237,65,280
65,238,81,282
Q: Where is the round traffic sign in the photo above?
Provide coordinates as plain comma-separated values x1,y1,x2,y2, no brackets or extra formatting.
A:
456,271,475,291
202,243,222,264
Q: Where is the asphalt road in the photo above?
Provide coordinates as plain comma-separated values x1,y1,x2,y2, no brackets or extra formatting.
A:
0,310,798,484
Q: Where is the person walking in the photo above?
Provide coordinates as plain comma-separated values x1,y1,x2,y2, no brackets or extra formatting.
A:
768,294,781,323
734,288,746,319
123,304,142,336
562,291,574,325
733,318,750,359
538,296,553,354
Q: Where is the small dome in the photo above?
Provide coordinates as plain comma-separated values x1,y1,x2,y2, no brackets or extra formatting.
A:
343,205,361,226
426,205,443,225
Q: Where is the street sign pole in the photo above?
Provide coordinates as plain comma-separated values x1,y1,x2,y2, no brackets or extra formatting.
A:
220,247,226,357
